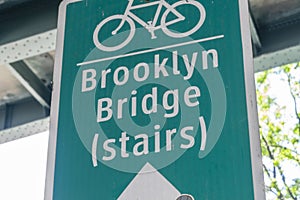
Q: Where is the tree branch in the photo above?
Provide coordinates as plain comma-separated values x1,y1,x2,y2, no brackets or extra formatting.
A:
261,134,297,199
270,144,300,165
285,64,300,135
261,135,284,199
276,164,297,200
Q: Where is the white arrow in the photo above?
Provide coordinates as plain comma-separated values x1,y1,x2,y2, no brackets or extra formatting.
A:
118,162,181,200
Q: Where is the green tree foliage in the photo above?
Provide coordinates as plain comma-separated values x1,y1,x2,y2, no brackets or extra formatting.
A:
255,63,300,200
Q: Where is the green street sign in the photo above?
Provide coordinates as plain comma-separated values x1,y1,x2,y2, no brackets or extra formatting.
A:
46,0,265,199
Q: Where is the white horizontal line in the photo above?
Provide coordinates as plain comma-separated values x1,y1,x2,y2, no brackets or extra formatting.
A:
77,34,224,66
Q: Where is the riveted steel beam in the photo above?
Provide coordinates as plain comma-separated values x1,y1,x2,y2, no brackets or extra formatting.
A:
7,61,51,108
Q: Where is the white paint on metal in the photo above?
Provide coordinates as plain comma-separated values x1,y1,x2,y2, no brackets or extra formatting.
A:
117,162,181,200
239,0,266,199
6,63,50,108
25,53,54,87
0,64,30,106
0,30,56,65
0,117,49,144
249,15,262,49
254,45,300,72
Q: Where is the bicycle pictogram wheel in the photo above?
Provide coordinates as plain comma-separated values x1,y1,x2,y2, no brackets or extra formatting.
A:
161,1,206,38
93,15,135,52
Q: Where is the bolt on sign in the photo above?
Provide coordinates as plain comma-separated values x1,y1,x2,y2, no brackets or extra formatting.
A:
45,0,265,199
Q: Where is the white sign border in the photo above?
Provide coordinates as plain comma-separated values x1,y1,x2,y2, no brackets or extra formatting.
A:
239,0,266,199
44,1,83,200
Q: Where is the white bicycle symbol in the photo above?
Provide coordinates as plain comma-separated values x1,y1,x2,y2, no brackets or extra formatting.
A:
93,0,206,51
